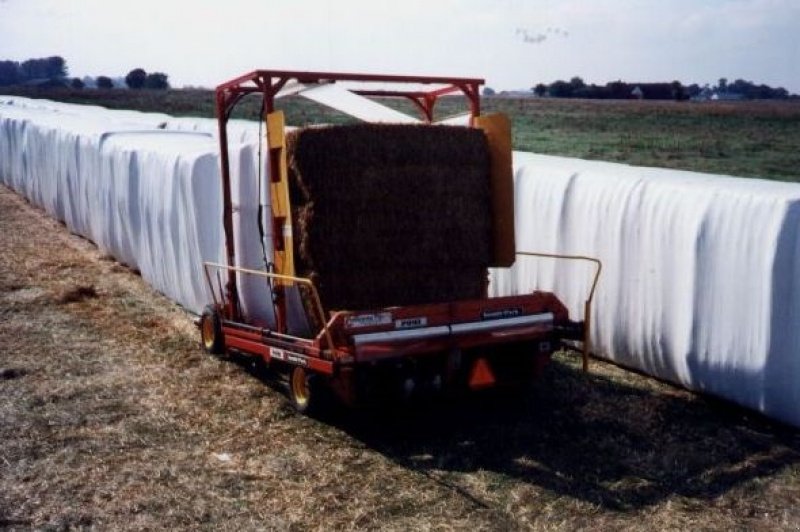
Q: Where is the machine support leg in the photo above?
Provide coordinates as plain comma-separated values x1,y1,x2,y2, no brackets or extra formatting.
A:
583,301,591,372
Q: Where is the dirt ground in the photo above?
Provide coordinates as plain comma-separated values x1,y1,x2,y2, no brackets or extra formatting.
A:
1,184,799,531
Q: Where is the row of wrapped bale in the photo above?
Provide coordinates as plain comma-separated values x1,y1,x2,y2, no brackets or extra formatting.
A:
0,96,261,143
287,123,492,310
490,152,800,428
4,96,800,427
0,99,272,320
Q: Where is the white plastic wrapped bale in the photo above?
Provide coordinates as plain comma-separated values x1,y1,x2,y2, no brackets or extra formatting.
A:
0,97,281,323
0,104,154,237
0,95,174,129
1,101,246,315
491,152,800,427
164,116,262,144
228,142,276,326
0,96,261,144
97,131,227,312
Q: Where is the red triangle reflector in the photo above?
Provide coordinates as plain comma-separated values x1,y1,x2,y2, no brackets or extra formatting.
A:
468,357,496,390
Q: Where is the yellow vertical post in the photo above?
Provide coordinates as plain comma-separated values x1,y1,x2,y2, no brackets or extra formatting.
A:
266,111,295,282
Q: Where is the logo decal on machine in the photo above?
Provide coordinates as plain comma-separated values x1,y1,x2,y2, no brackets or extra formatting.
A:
395,317,427,329
345,312,392,329
481,308,523,320
270,347,308,366
287,354,308,366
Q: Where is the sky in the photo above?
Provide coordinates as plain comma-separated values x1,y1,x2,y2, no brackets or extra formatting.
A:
0,0,798,93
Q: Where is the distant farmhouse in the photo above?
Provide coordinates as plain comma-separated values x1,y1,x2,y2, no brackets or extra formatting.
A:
692,88,746,101
711,91,745,101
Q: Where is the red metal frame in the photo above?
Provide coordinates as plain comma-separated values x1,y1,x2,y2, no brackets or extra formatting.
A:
215,70,484,320
206,69,588,408
211,287,571,404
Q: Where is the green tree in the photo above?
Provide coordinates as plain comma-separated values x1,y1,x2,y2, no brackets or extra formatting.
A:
606,80,629,99
125,68,147,89
70,77,85,89
0,60,20,86
45,56,67,80
96,76,114,89
144,72,169,90
533,83,547,97
482,86,496,96
670,80,685,101
20,59,45,80
13,56,67,83
548,80,572,98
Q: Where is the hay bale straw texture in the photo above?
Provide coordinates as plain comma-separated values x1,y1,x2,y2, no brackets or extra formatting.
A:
287,124,492,310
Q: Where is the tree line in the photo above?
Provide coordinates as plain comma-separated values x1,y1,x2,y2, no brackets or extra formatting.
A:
0,56,67,86
527,77,792,100
0,56,170,90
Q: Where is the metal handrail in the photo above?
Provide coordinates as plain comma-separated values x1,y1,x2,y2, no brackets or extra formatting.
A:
516,252,602,372
202,262,335,351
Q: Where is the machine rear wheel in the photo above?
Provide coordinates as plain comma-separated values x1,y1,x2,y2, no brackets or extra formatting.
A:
289,366,320,415
200,305,224,355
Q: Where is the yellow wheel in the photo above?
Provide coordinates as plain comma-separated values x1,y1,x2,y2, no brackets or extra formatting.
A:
289,366,327,415
290,366,311,412
200,305,224,355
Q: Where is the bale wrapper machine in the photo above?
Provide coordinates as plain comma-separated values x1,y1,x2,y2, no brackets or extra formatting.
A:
200,70,600,413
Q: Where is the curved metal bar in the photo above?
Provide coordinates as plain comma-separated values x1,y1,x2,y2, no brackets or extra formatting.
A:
516,251,603,372
203,262,335,351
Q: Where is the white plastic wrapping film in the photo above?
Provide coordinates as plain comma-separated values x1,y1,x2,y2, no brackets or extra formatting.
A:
0,96,261,143
98,132,226,313
3,97,800,427
435,113,472,126
0,99,229,314
300,84,420,124
229,143,276,327
490,152,800,427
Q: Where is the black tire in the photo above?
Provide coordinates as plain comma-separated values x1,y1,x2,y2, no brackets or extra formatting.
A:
200,305,224,355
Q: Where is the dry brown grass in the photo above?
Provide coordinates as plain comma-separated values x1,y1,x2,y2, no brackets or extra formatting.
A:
1,184,799,530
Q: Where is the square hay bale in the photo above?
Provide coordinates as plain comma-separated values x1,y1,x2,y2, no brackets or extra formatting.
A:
287,123,492,310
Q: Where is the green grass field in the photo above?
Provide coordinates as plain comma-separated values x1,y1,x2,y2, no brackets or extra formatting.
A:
4,86,800,181
490,98,800,181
